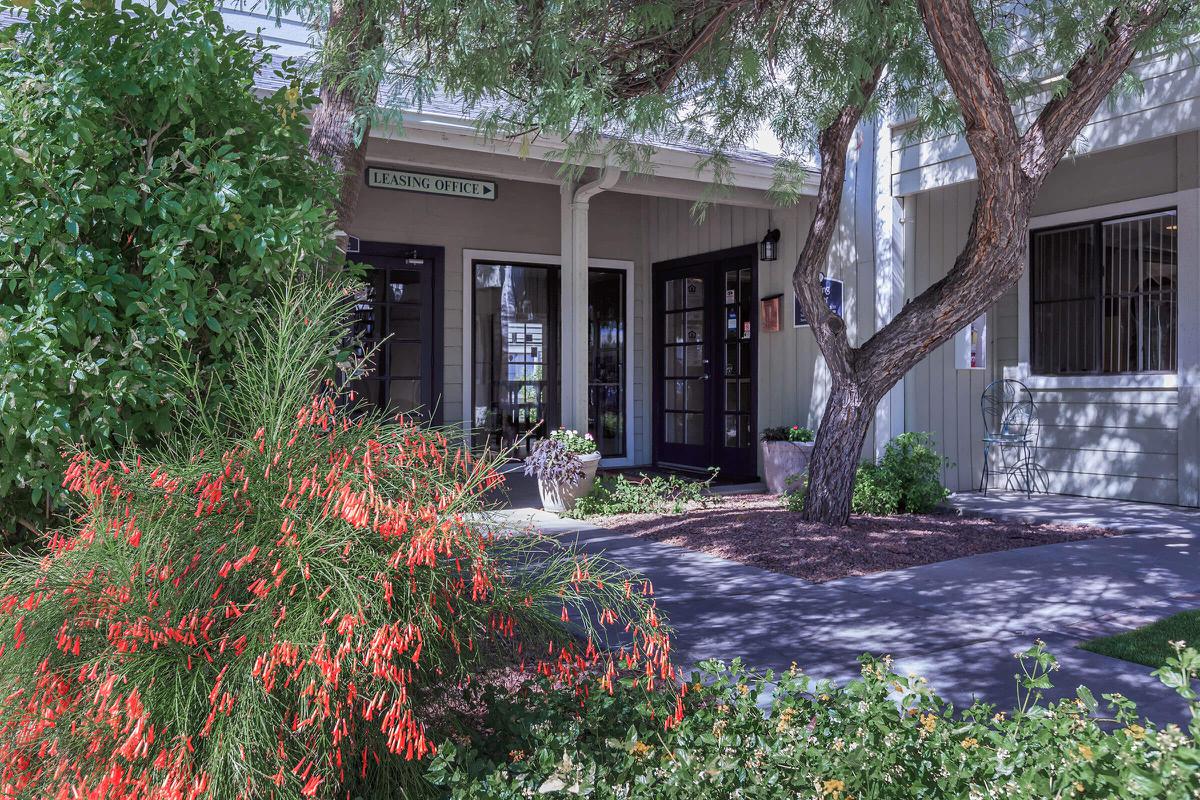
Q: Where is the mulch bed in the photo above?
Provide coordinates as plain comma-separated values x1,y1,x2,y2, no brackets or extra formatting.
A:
589,493,1119,583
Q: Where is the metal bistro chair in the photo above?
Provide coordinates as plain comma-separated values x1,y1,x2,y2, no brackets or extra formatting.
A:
980,379,1044,497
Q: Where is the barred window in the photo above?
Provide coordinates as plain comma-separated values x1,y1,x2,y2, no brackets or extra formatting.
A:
1031,210,1177,375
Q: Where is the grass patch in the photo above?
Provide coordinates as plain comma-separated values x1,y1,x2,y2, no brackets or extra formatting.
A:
1079,610,1200,668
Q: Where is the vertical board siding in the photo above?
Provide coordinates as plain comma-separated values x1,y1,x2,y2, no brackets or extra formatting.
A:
906,182,1012,490
909,182,1181,504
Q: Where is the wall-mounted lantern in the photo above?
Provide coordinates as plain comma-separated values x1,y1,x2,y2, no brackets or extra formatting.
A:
759,228,781,261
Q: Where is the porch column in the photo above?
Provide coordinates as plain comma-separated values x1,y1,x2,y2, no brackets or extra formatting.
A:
870,117,907,457
560,165,621,433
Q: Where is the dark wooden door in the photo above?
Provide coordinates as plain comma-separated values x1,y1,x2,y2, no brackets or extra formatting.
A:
348,242,444,423
653,246,757,479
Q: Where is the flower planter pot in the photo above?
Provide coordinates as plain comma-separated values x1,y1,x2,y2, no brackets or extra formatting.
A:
761,440,815,495
538,451,602,513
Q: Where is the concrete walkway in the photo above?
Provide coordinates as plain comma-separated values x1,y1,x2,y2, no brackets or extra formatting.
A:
496,488,1200,725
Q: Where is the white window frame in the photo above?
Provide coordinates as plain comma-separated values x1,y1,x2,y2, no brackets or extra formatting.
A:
461,249,637,466
1016,191,1190,390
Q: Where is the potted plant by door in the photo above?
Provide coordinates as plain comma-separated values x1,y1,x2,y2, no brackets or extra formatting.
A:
760,425,816,495
525,428,602,513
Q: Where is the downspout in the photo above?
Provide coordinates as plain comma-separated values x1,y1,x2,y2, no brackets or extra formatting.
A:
573,162,621,203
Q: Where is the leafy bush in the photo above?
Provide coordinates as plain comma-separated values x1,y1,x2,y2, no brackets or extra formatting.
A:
0,279,672,799
0,2,337,535
852,432,949,516
429,643,1200,799
762,425,815,443
568,472,717,518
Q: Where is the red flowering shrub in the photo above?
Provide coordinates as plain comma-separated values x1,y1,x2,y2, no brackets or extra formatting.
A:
0,279,673,799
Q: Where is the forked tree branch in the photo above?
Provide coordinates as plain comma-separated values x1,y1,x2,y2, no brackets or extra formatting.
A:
1021,1,1177,178
792,65,884,383
857,0,1184,391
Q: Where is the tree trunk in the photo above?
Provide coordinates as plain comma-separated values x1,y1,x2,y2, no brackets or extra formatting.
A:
803,378,876,526
309,83,371,244
792,0,1174,526
307,0,384,251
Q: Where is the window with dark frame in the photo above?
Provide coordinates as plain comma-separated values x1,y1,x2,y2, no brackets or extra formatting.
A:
1030,209,1177,376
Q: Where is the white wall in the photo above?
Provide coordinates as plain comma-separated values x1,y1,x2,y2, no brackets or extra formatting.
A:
892,46,1200,196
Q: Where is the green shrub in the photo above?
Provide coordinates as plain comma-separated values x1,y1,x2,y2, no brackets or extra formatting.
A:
568,471,717,518
0,2,337,535
851,432,949,516
429,643,1200,799
0,278,671,799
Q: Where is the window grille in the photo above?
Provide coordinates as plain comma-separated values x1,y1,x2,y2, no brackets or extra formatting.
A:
1030,210,1176,375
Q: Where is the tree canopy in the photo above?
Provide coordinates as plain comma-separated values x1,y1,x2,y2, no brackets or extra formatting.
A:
278,0,1199,194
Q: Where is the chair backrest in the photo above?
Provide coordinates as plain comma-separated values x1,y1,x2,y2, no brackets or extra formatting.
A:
981,379,1035,436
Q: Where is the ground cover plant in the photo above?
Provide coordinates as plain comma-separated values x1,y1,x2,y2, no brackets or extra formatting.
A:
568,472,717,519
1082,611,1200,669
0,1,336,537
0,277,673,799
430,644,1200,799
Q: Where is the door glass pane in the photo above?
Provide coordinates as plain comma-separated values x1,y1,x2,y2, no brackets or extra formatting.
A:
664,346,685,377
684,278,704,308
588,269,625,457
665,412,685,443
388,379,421,415
473,262,560,454
389,341,421,378
664,380,685,411
666,279,686,312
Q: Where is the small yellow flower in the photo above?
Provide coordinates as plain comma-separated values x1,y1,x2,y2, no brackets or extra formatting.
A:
1078,744,1094,761
819,693,832,703
1074,781,1085,793
284,86,300,106
630,740,652,758
960,737,978,749
822,778,846,797
738,683,750,696
1125,724,1146,741
919,713,937,734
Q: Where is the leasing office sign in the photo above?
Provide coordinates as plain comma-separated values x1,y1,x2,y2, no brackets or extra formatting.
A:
366,167,496,200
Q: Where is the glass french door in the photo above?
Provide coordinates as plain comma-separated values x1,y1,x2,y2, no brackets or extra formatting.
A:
472,261,628,457
348,244,442,421
653,248,757,479
473,262,562,455
588,269,626,458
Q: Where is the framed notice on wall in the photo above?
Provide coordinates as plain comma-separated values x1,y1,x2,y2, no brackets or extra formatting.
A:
794,277,843,327
760,294,782,332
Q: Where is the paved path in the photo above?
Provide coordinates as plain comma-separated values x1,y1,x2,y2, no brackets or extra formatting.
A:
497,491,1200,725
